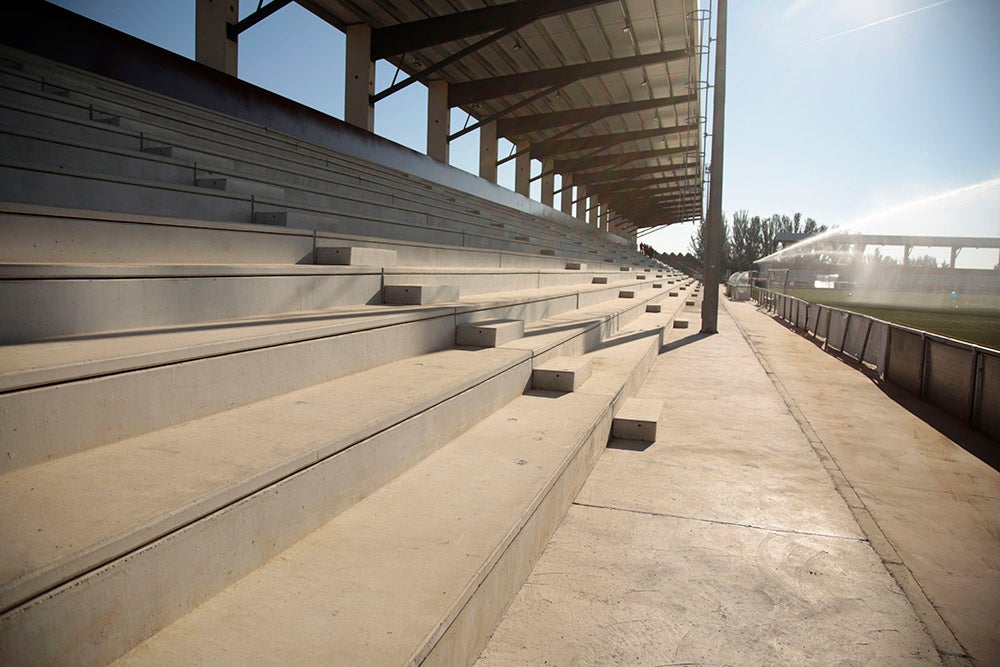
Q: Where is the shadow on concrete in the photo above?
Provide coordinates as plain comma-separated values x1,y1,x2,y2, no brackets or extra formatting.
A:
762,311,1000,473
660,331,713,354
606,438,654,452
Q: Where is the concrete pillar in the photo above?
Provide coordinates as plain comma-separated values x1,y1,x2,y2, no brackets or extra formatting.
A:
560,174,574,216
576,186,588,223
950,246,958,269
903,244,912,267
515,141,531,197
540,158,555,207
196,0,238,75
479,120,498,183
344,24,374,131
426,80,450,163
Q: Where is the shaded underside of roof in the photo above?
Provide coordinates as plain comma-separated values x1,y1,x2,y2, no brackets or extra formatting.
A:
297,0,706,230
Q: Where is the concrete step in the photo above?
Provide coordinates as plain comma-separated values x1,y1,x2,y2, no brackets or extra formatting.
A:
532,355,593,392
384,283,461,305
0,202,612,271
611,397,662,442
107,390,614,667
0,347,534,665
456,319,525,347
314,245,397,267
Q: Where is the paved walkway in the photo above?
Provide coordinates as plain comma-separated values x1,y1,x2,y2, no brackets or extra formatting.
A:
478,296,999,666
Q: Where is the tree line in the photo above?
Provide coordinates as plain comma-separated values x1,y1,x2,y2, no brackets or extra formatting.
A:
689,211,828,274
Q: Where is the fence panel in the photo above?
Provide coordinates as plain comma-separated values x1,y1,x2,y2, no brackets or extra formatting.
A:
887,328,924,394
842,316,870,360
806,304,821,335
815,306,830,339
980,353,1000,440
827,310,849,352
925,341,973,421
864,321,890,373
796,301,809,330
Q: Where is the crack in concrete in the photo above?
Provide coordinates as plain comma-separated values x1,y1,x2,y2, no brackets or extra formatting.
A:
571,501,866,542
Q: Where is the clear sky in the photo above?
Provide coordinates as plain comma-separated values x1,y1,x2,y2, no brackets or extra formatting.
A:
49,0,1000,267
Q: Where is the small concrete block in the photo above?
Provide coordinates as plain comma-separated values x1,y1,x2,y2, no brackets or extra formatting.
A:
195,177,228,190
384,284,459,305
674,318,690,329
514,235,532,242
656,274,664,278
679,286,687,291
592,276,609,284
644,269,652,272
646,304,662,313
565,262,586,270
253,211,288,226
315,247,398,266
540,249,556,256
619,290,636,299
490,222,506,228
532,356,593,392
653,283,663,289
456,319,524,347
686,300,696,306
619,267,632,272
635,275,646,280
612,398,661,442
669,291,679,297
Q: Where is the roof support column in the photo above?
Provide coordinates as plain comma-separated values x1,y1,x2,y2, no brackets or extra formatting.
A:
479,119,498,183
196,0,238,75
540,158,555,207
344,24,374,131
599,203,609,231
702,0,728,334
426,79,450,163
576,186,588,223
561,174,574,215
515,140,531,197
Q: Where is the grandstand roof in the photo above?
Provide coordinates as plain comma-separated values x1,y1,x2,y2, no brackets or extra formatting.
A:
295,0,706,230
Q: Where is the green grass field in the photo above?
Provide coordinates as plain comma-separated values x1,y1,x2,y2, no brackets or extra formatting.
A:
778,288,1000,350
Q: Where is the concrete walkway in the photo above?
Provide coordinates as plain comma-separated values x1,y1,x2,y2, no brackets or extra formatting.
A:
478,296,1000,666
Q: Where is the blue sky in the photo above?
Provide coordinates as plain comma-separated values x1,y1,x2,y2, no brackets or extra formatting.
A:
50,0,1000,266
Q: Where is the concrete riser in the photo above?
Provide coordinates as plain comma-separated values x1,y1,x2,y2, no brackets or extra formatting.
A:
0,362,533,666
0,273,383,342
0,316,456,472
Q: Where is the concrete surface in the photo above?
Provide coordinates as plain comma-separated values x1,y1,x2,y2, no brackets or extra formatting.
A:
479,294,999,666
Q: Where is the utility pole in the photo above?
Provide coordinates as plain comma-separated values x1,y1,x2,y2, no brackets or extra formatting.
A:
701,0,727,333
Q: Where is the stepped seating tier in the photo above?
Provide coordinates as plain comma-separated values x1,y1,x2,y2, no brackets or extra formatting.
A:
0,40,693,666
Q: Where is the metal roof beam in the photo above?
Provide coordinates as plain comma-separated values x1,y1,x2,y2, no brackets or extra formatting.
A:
530,123,696,158
571,166,698,185
554,144,695,172
371,0,613,59
498,93,696,135
449,48,689,106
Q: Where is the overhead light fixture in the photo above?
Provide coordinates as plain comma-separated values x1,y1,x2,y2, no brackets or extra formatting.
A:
512,41,521,51
622,25,630,33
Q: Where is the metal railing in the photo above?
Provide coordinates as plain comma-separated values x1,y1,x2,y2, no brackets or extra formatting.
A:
754,288,1000,441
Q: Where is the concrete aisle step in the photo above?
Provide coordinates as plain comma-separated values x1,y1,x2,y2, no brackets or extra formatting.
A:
114,390,615,667
0,346,532,665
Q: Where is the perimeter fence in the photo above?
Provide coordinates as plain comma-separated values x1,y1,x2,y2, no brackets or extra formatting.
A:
754,288,1000,442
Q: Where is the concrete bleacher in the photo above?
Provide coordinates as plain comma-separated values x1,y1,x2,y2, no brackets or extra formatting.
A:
0,44,700,665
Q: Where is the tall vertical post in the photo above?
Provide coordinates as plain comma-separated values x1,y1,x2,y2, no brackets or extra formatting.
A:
514,141,531,196
426,80,450,163
561,174,574,215
479,120,498,183
196,0,238,75
344,24,374,131
540,158,555,207
576,186,588,222
701,0,727,334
